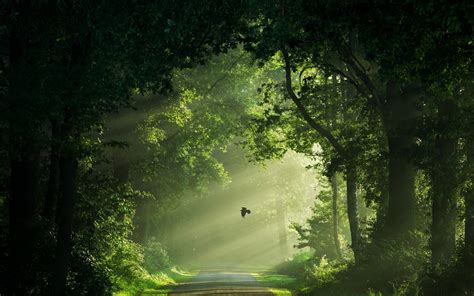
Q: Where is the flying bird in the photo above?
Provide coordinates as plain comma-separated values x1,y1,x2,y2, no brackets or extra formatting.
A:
241,207,251,218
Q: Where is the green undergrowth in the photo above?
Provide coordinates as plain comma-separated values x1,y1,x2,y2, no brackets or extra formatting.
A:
292,257,420,296
277,237,429,296
114,267,196,296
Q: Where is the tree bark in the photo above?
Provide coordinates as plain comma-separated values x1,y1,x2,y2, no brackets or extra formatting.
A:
50,128,79,296
346,165,362,262
384,84,418,236
430,99,458,269
330,173,342,257
386,135,416,234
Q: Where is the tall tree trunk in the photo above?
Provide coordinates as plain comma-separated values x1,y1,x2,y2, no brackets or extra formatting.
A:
346,165,361,262
358,187,368,232
330,173,342,257
43,119,61,221
6,1,41,293
8,149,41,295
430,99,458,269
50,128,78,296
49,35,89,294
113,158,130,184
384,84,418,236
386,135,416,234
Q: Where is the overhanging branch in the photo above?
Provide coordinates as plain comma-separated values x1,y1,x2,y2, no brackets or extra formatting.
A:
281,47,346,158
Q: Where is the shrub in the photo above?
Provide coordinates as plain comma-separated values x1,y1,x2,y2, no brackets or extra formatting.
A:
144,237,171,274
276,251,314,278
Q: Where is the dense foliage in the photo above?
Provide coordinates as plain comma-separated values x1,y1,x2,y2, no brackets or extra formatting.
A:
0,1,472,295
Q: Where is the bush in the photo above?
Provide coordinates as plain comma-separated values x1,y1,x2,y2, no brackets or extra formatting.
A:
298,232,428,295
66,233,148,295
310,256,349,287
67,245,113,296
276,251,313,278
144,237,171,274
419,246,474,296
358,232,428,293
69,177,151,294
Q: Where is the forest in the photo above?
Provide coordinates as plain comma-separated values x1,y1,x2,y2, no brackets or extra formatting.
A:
0,1,473,295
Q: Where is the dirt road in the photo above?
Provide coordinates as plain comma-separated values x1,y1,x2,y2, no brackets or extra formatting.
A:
169,271,274,295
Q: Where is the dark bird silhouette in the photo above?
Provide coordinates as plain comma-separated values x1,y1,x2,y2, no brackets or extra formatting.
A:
241,207,251,218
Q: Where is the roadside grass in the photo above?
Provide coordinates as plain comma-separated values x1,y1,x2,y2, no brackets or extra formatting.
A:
253,272,298,296
114,267,196,296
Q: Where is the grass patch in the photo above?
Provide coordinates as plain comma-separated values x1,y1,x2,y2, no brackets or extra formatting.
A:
114,267,196,296
268,288,293,295
253,272,297,295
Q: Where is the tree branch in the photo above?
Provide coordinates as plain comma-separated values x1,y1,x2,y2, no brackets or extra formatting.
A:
338,44,385,114
298,65,318,87
321,62,369,98
281,47,346,158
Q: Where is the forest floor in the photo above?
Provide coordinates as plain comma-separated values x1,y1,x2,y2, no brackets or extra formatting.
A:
136,270,295,295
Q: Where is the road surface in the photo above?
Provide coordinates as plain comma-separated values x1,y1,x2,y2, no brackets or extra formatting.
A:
169,270,274,295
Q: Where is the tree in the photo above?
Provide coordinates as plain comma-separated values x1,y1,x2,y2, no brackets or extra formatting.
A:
241,51,383,262
2,1,247,294
240,0,472,239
